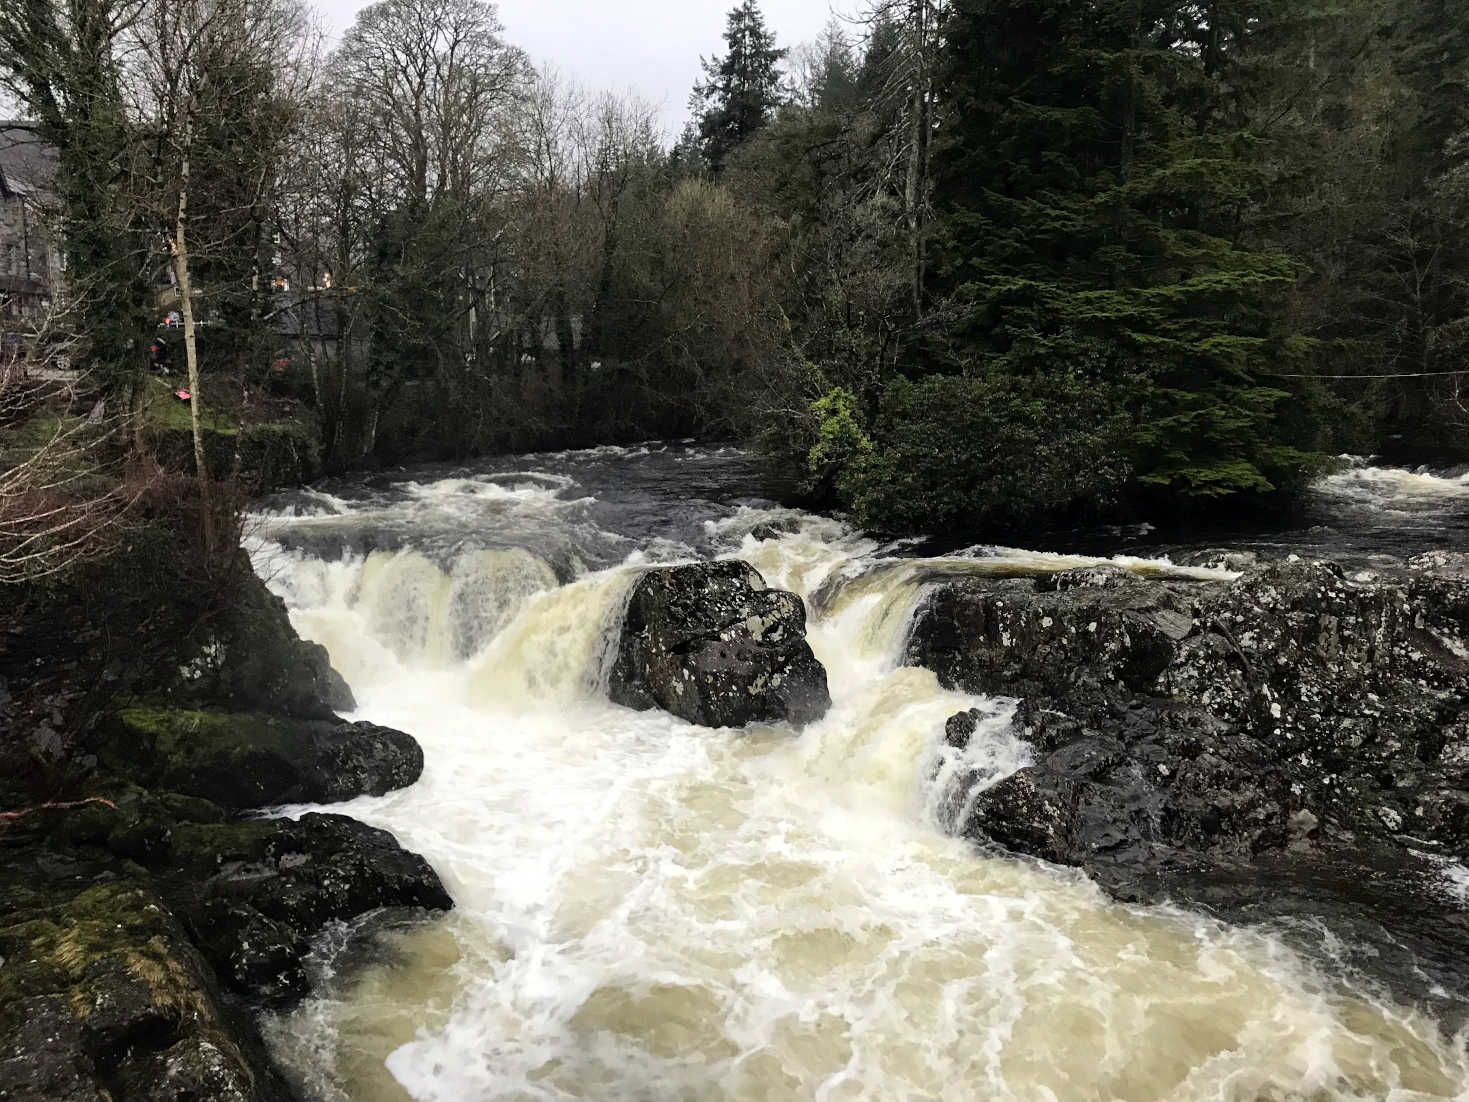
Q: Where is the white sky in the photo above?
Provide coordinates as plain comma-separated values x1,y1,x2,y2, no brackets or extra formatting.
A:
312,0,843,137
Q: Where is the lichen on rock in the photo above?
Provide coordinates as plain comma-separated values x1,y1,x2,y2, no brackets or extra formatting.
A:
910,556,1469,1009
608,561,831,729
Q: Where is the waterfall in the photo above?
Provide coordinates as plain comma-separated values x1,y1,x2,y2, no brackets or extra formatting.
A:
245,444,1469,1102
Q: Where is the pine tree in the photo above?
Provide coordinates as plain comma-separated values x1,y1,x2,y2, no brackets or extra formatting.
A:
795,20,859,114
694,0,787,174
930,0,1326,504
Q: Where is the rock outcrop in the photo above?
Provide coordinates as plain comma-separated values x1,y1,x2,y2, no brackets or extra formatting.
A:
0,882,296,1102
1,535,445,1101
157,556,355,720
609,561,830,728
103,709,423,811
35,794,453,1004
912,553,1469,1009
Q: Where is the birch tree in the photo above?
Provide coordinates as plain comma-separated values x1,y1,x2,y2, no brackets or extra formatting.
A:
136,0,310,556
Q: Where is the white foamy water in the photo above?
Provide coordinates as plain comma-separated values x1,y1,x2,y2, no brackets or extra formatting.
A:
249,455,1469,1102
1314,460,1469,515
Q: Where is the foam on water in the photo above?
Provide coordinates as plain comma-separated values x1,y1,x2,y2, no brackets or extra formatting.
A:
251,462,1469,1102
1314,461,1469,517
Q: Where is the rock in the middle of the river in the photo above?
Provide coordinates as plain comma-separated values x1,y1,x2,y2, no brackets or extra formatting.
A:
609,561,831,728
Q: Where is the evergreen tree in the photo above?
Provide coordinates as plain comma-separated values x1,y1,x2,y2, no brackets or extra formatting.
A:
694,0,787,174
793,20,860,114
1366,0,1469,451
925,0,1326,505
0,0,157,395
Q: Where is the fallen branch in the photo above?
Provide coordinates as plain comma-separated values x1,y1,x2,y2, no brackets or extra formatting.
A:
0,797,118,822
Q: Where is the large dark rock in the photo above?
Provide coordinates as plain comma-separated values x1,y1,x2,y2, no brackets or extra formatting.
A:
160,554,354,720
0,883,295,1102
910,557,1469,1003
910,558,1469,859
608,561,831,728
911,564,1194,699
101,707,423,810
159,812,453,1002
11,793,453,1008
168,813,453,945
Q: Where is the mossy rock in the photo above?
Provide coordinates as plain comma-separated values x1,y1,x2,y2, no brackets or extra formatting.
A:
4,527,353,798
0,883,292,1101
160,553,355,720
104,707,423,811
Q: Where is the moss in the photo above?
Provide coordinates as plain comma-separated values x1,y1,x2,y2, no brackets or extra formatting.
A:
107,708,311,810
118,707,295,761
159,792,227,824
167,818,288,872
0,885,203,1032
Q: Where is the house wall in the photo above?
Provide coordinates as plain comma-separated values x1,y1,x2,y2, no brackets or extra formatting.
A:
0,192,57,320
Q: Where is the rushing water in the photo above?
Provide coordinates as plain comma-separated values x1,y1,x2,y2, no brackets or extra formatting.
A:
248,445,1469,1102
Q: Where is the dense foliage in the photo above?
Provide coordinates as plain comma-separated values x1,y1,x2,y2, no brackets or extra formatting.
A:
740,0,1469,530
2,0,1468,537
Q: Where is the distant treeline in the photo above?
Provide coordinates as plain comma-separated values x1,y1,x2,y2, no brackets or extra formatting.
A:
3,0,1468,531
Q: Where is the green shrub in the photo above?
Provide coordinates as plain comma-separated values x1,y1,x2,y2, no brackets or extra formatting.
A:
822,371,1135,534
148,420,321,491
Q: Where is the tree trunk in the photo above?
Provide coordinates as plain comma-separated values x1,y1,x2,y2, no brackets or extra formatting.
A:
904,0,933,320
171,128,216,559
553,282,577,398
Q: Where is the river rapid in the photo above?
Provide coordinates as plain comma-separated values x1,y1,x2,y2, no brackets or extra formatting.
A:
247,445,1469,1102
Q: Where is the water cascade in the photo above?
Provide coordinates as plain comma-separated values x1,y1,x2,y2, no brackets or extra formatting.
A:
247,447,1469,1102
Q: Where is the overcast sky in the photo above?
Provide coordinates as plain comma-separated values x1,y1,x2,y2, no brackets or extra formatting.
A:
313,0,841,137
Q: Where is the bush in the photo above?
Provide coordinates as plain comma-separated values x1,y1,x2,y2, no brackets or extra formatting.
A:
818,370,1135,534
148,420,321,492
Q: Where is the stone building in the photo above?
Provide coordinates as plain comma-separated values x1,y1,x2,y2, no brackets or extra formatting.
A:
0,122,61,338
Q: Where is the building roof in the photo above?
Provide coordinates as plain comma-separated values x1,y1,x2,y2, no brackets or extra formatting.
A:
0,122,58,202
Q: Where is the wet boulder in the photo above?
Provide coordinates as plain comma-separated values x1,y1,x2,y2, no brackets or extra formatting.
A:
101,708,424,811
184,899,308,1003
0,884,295,1102
908,564,1196,700
955,698,1290,868
58,795,455,1002
163,812,452,999
919,556,1469,868
609,561,830,728
964,767,1084,865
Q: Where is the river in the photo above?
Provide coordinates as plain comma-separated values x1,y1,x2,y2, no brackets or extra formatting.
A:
246,445,1469,1102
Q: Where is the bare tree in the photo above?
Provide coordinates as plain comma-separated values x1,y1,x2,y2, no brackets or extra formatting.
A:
576,90,661,362
131,0,312,557
857,0,945,317
0,304,151,583
318,0,530,452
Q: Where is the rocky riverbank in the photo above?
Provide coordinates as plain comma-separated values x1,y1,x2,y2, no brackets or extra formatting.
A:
0,527,448,1100
912,551,1469,1017
11,521,1469,1097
